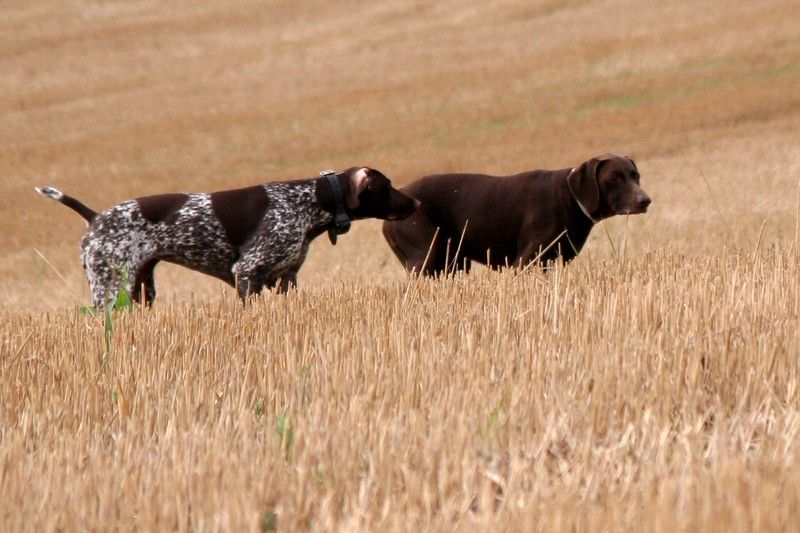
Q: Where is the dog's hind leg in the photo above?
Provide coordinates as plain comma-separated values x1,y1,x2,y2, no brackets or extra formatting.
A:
83,253,123,309
132,259,158,306
86,257,158,308
450,257,472,275
82,242,157,309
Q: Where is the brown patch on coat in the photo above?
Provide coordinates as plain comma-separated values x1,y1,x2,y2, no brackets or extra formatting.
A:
210,185,270,248
137,193,190,225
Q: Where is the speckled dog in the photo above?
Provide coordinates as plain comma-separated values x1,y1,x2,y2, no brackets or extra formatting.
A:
36,167,419,307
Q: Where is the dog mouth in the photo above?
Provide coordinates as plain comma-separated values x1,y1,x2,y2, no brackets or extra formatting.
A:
619,205,648,215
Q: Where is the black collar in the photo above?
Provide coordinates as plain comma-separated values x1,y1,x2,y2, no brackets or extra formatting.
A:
321,170,351,245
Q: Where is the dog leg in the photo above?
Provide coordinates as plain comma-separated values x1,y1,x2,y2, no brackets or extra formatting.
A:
233,230,307,300
132,259,158,306
83,256,122,309
450,257,472,275
232,260,272,300
272,271,298,294
235,272,266,300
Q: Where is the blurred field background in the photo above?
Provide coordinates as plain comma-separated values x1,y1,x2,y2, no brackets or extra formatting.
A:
1,0,800,530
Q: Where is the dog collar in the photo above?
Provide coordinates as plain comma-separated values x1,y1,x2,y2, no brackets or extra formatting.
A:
321,170,351,245
567,167,599,224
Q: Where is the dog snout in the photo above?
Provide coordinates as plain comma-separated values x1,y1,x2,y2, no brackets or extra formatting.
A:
638,193,652,211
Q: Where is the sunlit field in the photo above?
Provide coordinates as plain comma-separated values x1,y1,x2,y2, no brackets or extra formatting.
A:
2,0,799,530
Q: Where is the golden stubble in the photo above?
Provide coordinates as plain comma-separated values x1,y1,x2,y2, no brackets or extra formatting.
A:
2,0,800,530
2,246,799,530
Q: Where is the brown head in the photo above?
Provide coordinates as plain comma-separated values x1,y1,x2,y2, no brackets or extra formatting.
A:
339,167,420,220
567,154,651,222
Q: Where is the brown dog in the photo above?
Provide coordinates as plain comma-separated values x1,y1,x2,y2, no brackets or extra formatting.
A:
382,154,651,275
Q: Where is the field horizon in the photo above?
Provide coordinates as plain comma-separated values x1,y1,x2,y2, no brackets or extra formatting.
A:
2,0,800,530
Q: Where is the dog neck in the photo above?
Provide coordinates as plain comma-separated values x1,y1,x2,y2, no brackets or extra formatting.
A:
567,168,599,224
322,170,351,244
313,171,352,245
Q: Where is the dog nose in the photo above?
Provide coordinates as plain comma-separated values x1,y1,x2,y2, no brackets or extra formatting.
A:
638,194,651,209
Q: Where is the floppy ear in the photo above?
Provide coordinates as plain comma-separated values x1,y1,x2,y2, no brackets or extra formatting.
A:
567,158,601,215
346,168,370,209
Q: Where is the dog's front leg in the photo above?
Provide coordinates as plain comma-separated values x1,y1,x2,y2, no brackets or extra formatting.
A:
232,233,305,301
234,266,299,300
231,253,272,300
273,271,298,294
235,272,267,300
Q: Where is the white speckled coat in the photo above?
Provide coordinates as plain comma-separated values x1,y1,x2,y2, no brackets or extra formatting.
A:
36,167,419,307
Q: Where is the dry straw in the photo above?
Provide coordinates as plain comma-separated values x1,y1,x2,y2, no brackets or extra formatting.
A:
2,245,798,530
2,2,799,529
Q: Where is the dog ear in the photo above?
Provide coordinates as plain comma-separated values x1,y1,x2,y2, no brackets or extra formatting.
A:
346,168,370,209
567,158,601,215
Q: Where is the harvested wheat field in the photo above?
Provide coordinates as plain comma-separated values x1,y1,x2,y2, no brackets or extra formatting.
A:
2,0,800,530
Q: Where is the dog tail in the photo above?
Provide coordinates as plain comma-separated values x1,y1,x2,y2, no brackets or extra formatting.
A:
35,186,98,224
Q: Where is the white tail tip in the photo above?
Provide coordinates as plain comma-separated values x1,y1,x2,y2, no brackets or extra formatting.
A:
35,186,63,201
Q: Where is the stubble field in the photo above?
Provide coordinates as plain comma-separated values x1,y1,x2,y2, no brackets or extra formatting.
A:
1,1,800,530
